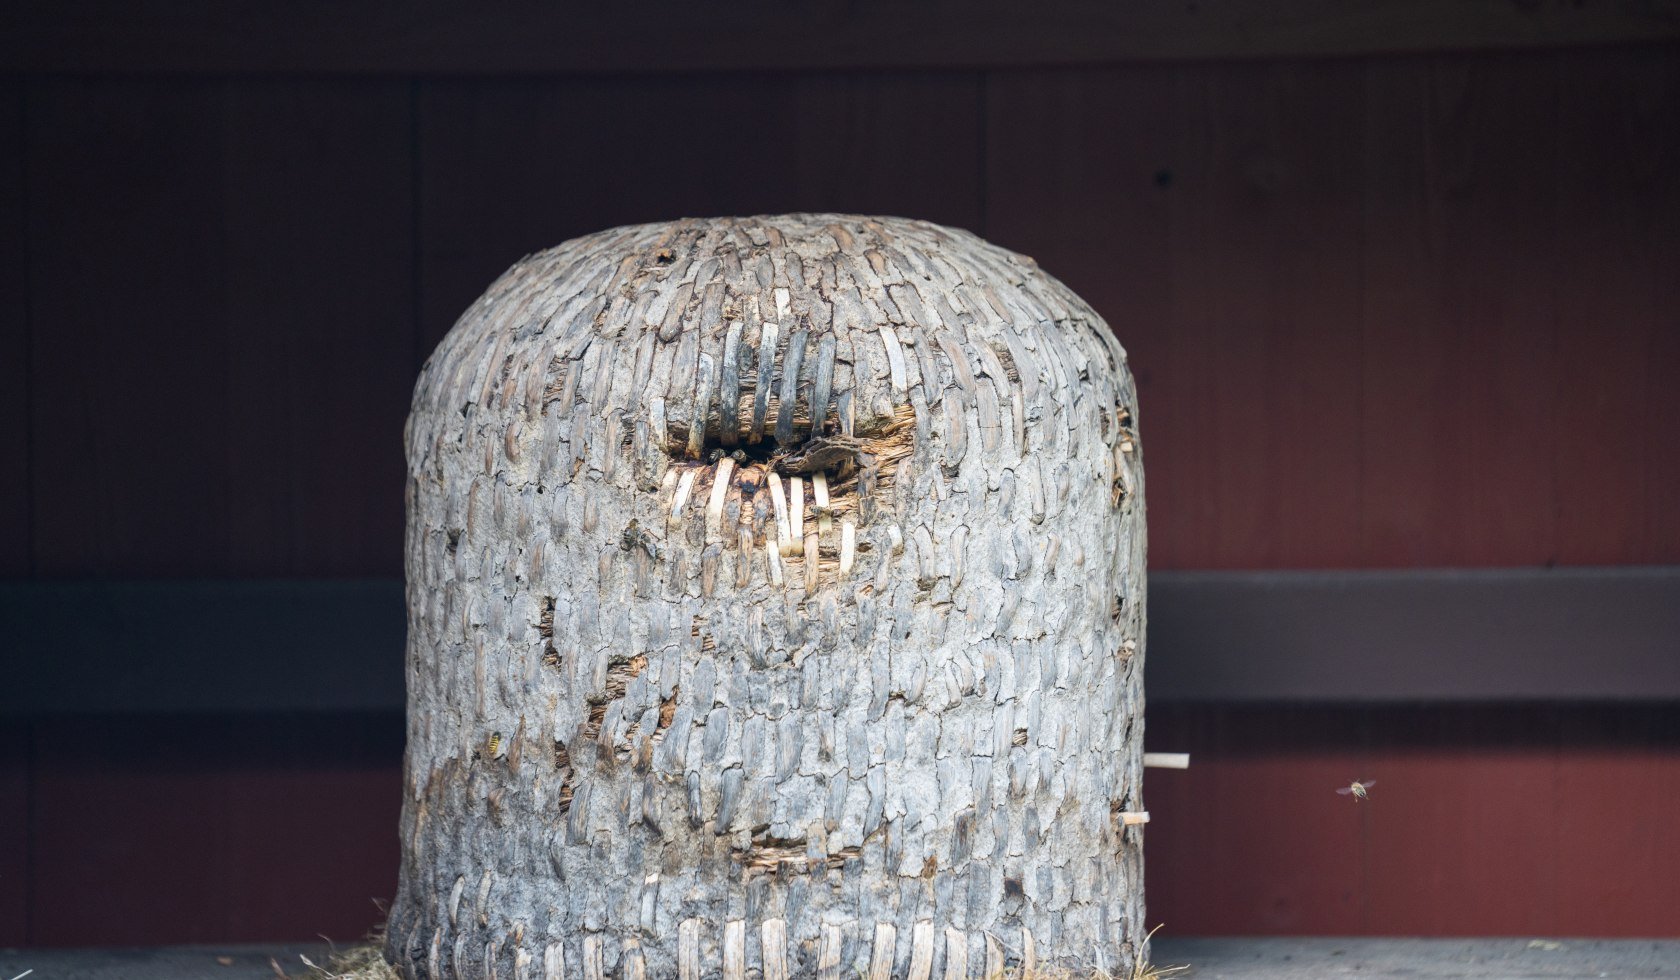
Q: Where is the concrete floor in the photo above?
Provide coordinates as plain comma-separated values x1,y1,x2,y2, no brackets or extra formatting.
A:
1,938,1677,978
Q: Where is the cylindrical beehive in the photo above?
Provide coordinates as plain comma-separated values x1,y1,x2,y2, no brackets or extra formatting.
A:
388,215,1146,978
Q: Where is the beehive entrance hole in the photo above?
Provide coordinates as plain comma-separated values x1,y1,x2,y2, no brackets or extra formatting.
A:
663,405,916,483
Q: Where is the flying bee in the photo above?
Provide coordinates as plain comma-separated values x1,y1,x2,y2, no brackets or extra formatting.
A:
1336,779,1376,801
486,731,507,759
619,519,660,559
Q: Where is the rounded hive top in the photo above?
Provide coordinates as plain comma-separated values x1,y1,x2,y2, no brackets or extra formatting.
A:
409,213,1131,478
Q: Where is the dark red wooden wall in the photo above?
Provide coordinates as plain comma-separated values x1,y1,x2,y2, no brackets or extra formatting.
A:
2,40,1678,946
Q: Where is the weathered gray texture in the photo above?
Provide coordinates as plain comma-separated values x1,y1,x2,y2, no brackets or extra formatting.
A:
386,215,1146,978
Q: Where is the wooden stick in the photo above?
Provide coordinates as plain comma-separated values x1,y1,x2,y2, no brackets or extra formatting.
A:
816,924,844,980
942,927,968,980
869,922,896,980
838,521,856,577
1115,811,1150,825
622,938,647,980
765,538,783,587
768,472,790,547
790,476,805,540
984,933,1004,979
582,935,604,980
723,920,746,980
907,921,935,980
761,919,789,980
670,468,697,523
813,471,831,535
677,919,700,980
1143,753,1190,769
706,457,734,537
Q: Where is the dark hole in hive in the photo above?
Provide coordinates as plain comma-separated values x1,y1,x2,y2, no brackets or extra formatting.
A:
553,741,574,815
735,830,861,877
537,597,561,668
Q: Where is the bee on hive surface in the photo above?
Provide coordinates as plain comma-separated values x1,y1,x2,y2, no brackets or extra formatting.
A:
487,732,507,760
620,519,660,559
1336,779,1376,801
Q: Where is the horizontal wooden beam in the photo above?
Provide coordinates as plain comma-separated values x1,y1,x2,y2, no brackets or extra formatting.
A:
2,1,1676,75
0,580,407,714
1146,566,1680,701
1,567,1676,713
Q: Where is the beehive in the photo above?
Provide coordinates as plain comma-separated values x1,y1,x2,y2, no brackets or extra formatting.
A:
387,215,1147,978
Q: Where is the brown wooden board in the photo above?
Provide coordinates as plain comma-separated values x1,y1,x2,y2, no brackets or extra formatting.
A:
1359,53,1561,567
1552,48,1680,565
417,72,983,354
1160,59,1366,569
1145,567,1680,701
25,79,415,576
997,49,1680,570
0,580,407,715
2,1,1677,75
1145,703,1680,936
26,79,234,575
0,721,26,946
26,713,401,946
0,82,27,577
219,80,415,576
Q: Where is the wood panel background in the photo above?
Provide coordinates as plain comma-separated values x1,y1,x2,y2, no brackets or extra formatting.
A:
8,49,1676,578
2,36,1677,945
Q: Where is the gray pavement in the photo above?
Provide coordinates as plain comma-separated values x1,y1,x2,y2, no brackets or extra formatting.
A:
1152,938,1680,979
1,938,1677,978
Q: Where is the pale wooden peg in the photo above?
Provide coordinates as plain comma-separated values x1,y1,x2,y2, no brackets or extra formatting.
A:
942,927,968,980
670,468,698,524
813,471,832,535
790,476,805,540
768,472,791,545
761,918,790,980
706,457,735,537
816,924,844,980
983,933,1004,979
907,921,935,980
622,938,647,980
582,934,604,980
678,919,701,980
838,521,856,577
765,538,784,587
869,922,897,980
723,920,746,980
1116,811,1151,826
1143,752,1190,769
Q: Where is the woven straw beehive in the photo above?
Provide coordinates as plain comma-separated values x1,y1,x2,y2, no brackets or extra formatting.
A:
387,215,1146,978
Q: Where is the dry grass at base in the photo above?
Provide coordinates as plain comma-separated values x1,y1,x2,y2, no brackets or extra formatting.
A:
271,942,398,979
